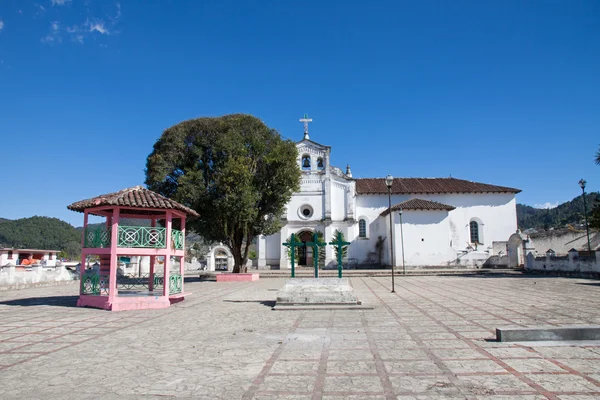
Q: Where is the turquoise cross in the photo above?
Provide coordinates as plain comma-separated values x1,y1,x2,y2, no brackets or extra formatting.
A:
328,231,351,278
282,233,301,278
306,232,326,278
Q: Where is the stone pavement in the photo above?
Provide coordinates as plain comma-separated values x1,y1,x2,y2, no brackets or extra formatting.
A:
1,275,600,399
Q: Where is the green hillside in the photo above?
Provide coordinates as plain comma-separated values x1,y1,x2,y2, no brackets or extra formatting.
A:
517,192,600,230
0,216,81,258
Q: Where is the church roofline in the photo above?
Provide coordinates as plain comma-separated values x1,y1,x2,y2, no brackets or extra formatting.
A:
356,177,521,195
380,198,455,216
296,138,331,150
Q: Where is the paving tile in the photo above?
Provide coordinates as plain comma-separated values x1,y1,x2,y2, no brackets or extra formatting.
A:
501,358,567,373
270,360,319,374
326,360,377,374
443,359,507,374
388,375,457,394
384,359,443,374
525,373,599,392
323,375,384,393
457,374,533,394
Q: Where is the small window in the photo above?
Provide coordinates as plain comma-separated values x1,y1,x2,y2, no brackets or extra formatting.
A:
7,250,13,260
358,219,367,238
317,157,324,170
470,221,479,244
301,155,311,170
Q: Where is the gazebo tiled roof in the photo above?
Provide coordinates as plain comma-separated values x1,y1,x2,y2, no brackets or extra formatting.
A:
67,186,199,217
356,177,520,195
380,198,456,216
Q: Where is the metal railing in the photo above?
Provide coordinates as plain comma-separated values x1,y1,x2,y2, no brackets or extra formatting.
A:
81,271,110,295
84,226,184,249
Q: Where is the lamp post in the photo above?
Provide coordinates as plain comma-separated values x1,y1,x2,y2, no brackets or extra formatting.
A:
385,174,395,293
579,179,592,253
399,207,406,275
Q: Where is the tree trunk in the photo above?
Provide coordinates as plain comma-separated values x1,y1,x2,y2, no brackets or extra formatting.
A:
230,230,248,273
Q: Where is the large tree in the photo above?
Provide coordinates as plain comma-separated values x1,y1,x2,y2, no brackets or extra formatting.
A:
596,145,600,165
145,114,300,272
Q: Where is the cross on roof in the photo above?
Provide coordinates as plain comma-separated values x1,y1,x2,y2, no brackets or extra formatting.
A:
299,113,313,139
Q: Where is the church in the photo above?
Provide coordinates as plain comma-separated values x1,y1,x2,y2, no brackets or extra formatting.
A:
255,117,520,269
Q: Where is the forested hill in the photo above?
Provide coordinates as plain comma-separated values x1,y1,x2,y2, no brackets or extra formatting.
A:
0,216,81,258
517,192,600,230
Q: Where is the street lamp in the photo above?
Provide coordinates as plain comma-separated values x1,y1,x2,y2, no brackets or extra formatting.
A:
579,179,592,253
385,174,395,293
398,207,406,275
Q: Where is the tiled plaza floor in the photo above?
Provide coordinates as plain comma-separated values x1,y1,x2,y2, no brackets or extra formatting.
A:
1,275,600,399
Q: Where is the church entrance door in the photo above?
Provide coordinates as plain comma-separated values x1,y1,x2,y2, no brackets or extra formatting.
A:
299,245,307,266
297,231,314,267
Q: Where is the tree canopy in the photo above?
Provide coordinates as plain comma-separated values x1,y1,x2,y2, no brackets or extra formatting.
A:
145,114,300,272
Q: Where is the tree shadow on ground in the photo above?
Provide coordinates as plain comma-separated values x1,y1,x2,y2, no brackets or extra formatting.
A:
576,282,600,286
222,300,276,308
0,295,79,308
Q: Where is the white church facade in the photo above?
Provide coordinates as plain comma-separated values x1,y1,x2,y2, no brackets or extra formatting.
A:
256,123,520,269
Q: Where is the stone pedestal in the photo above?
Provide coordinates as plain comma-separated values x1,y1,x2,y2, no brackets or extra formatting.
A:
275,278,360,306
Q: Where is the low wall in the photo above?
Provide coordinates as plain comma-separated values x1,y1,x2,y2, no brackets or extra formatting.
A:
529,230,599,255
0,265,77,288
525,250,600,275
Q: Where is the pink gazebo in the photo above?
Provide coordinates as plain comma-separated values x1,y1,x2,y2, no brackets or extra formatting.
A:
67,186,199,311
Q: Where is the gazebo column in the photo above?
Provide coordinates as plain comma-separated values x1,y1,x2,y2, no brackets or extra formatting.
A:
79,210,89,292
108,207,120,304
180,216,186,293
163,211,172,297
149,217,156,292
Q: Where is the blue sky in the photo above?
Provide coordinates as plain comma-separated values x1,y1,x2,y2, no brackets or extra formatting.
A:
1,0,599,227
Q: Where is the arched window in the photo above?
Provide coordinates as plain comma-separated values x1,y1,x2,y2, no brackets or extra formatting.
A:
470,221,479,244
317,157,324,170
359,219,367,238
301,155,311,170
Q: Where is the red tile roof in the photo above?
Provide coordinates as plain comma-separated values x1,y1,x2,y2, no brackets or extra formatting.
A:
67,186,199,217
356,177,520,195
380,198,455,216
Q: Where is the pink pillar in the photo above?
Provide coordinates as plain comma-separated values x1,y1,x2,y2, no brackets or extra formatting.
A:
163,211,172,297
180,216,186,293
149,218,156,292
79,211,89,293
108,208,120,303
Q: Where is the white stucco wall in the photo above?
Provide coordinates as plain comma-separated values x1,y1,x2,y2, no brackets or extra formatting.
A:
393,210,454,266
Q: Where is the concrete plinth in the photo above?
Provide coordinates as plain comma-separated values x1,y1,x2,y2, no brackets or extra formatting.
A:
274,278,361,307
496,325,600,342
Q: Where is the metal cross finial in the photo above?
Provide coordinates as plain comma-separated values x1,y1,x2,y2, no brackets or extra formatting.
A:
299,113,313,139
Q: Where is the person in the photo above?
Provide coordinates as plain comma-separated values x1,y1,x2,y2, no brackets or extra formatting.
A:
21,255,38,266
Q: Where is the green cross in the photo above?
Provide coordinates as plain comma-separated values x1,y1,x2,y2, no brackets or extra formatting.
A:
328,231,351,278
306,233,327,278
282,233,301,278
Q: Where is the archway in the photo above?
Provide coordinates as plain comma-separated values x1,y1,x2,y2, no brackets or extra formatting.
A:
206,245,234,271
507,232,525,268
296,230,314,267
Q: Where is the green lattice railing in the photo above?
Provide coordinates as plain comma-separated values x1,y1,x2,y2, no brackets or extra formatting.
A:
84,227,111,248
81,272,110,295
172,229,184,250
118,226,166,248
84,226,184,250
169,274,182,294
